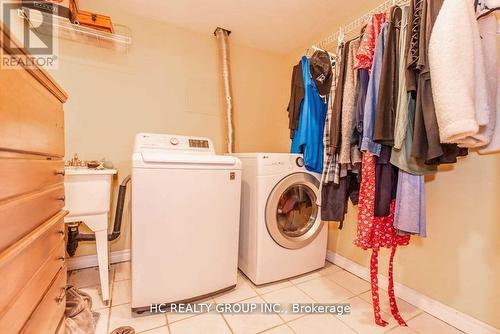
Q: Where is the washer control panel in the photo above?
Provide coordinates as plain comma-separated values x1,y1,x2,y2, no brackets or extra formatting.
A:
134,133,215,154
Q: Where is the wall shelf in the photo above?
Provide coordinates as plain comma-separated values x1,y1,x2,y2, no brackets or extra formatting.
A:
18,8,132,52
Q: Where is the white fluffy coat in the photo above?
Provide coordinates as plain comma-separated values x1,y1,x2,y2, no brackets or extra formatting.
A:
429,0,491,147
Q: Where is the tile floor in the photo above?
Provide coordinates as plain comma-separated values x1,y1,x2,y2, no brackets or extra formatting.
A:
67,261,465,334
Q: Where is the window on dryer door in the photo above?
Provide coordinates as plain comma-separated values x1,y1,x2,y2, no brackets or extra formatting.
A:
276,184,318,238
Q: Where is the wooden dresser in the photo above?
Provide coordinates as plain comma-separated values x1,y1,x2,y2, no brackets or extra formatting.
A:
0,24,69,333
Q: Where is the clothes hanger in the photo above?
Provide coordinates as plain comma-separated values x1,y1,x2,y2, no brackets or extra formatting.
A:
337,27,345,46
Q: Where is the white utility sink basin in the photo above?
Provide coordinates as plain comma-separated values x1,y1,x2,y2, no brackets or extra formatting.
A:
64,167,117,303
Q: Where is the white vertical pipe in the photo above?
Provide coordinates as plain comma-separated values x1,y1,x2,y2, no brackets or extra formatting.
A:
215,27,234,154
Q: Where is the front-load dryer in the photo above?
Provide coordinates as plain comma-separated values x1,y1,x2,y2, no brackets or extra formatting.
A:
131,133,242,312
233,153,327,285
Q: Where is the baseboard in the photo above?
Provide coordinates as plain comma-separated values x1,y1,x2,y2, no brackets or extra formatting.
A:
67,249,131,271
326,250,499,334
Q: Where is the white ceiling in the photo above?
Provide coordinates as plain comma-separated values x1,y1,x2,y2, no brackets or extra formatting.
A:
104,0,382,54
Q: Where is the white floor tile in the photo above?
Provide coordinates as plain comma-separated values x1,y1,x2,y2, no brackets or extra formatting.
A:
141,325,170,334
166,310,198,324
260,286,315,321
94,307,109,334
68,267,101,288
335,297,397,334
326,270,371,295
289,271,323,285
288,314,356,334
213,275,257,303
385,326,419,334
169,313,230,334
359,291,423,320
114,261,131,282
166,298,214,324
261,324,295,334
108,303,166,333
407,313,464,334
295,277,355,303
223,296,283,334
253,279,293,295
79,285,109,310
112,279,131,306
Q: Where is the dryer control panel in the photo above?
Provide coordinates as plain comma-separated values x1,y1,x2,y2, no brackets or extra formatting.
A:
134,133,215,154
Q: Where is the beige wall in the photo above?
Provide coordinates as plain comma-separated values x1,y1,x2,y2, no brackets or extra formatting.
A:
25,1,290,256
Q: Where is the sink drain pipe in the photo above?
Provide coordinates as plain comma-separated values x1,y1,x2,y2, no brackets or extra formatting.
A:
214,27,235,154
66,175,131,256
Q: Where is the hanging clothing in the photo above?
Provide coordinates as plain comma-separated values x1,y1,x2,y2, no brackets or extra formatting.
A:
287,60,305,139
393,5,410,152
322,44,345,186
374,6,403,146
355,19,409,327
291,57,327,173
478,14,499,154
391,93,437,174
330,41,351,154
354,68,370,146
429,0,490,146
355,154,410,250
321,37,365,226
394,170,426,236
321,56,339,185
354,13,387,70
339,39,361,165
355,152,410,327
360,22,388,156
321,172,360,223
410,0,445,162
405,0,424,92
374,146,398,217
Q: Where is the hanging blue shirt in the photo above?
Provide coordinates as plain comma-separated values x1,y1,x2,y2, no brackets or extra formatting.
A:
291,57,327,173
360,22,388,156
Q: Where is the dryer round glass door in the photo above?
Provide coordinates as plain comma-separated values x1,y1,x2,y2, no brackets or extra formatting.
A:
265,172,323,249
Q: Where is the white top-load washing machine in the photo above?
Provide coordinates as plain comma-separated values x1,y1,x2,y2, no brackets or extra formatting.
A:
233,153,327,285
131,133,242,312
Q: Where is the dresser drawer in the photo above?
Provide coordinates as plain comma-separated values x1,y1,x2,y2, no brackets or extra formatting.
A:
0,64,65,157
21,266,67,334
0,211,66,314
0,158,64,201
0,184,65,252
0,241,66,334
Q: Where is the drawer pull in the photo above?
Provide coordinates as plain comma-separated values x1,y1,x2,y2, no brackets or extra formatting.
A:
57,230,65,236
54,169,65,176
57,196,65,202
57,256,65,262
56,288,66,304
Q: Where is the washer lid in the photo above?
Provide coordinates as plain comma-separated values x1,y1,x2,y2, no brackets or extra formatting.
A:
142,152,239,165
134,152,241,169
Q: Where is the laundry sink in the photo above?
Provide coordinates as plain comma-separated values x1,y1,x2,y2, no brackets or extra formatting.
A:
64,167,117,303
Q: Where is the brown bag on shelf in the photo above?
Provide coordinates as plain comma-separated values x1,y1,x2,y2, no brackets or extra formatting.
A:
69,0,114,33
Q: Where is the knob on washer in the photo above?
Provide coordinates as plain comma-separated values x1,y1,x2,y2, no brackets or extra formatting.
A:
296,157,304,167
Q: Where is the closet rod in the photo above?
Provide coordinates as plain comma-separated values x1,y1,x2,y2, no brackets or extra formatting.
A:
314,0,410,50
